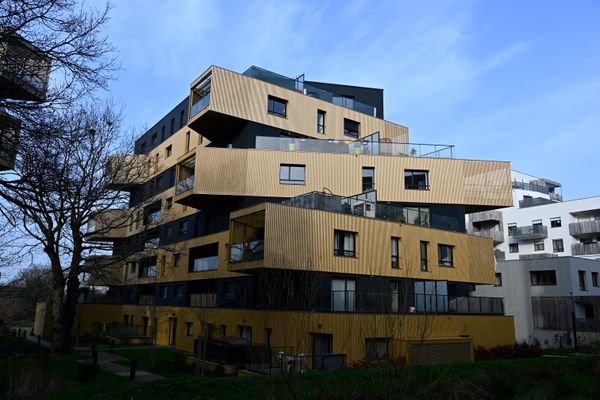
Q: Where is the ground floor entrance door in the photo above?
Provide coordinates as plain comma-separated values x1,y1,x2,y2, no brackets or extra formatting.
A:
312,333,333,370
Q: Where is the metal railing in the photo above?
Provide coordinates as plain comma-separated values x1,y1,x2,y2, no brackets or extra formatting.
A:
519,197,555,208
512,181,550,194
176,175,194,195
246,345,346,374
281,191,459,231
138,294,154,305
569,220,600,237
572,242,600,256
256,136,454,159
324,291,504,315
190,293,217,307
468,228,504,243
191,93,211,116
229,240,264,262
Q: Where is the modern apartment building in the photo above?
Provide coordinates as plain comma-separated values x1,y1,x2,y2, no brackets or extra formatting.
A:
469,171,600,346
0,29,51,170
41,65,516,368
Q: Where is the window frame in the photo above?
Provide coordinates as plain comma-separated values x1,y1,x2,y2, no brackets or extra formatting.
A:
579,270,587,291
404,170,430,190
165,145,172,158
331,278,356,312
438,244,454,267
391,237,400,269
334,230,357,257
507,223,517,236
550,217,562,228
267,95,287,118
592,272,599,287
186,322,194,336
509,243,519,253
279,164,305,185
362,167,375,192
534,241,545,251
343,118,360,138
552,239,564,253
495,273,502,287
530,270,557,286
317,109,326,133
420,241,428,271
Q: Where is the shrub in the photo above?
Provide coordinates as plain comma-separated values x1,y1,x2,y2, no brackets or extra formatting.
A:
475,340,542,361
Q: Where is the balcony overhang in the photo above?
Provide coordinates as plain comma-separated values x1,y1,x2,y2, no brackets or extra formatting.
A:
187,109,247,144
569,220,600,237
512,225,548,241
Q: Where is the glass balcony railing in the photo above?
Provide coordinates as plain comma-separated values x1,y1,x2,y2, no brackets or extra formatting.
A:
229,240,265,262
512,224,548,240
176,175,194,195
255,136,454,158
191,92,211,117
282,191,459,232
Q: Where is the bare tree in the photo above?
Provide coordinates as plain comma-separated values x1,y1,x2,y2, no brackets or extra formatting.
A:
0,103,140,353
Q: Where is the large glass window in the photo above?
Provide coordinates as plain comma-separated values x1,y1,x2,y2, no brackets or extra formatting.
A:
414,280,448,312
343,118,359,138
438,244,454,267
267,95,287,117
530,270,557,286
552,239,564,253
509,243,519,253
279,164,305,185
331,278,355,311
365,338,389,361
404,170,429,190
334,230,356,257
362,167,375,192
579,270,587,291
191,73,211,116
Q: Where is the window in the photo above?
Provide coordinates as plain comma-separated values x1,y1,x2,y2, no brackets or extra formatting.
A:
552,239,564,253
579,270,587,291
161,126,165,141
530,270,557,286
173,253,181,268
190,243,219,272
584,304,594,319
186,322,194,336
317,110,325,133
331,278,355,311
179,220,188,235
140,142,147,153
534,241,545,251
438,244,454,267
495,273,502,286
151,133,157,145
267,95,287,117
160,286,168,298
239,326,252,343
343,118,359,138
391,237,400,268
333,95,355,109
279,164,305,185
224,282,236,299
334,230,356,257
165,145,172,158
404,170,429,190
165,225,173,238
362,167,375,192
550,217,561,228
170,117,175,134
180,110,185,128
165,197,173,209
420,241,428,271
175,285,184,298
592,272,599,287
507,223,517,236
128,262,136,274
509,243,519,253
365,338,389,361
532,219,542,226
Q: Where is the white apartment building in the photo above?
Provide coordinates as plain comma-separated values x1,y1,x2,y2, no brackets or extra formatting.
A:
468,171,600,261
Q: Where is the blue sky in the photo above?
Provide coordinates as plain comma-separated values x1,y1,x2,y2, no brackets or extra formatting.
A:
99,0,600,200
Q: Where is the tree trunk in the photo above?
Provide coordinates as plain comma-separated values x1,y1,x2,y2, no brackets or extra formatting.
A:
61,274,80,353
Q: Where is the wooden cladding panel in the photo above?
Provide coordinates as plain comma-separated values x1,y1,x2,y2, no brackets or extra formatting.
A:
262,203,496,284
208,67,408,142
194,147,512,208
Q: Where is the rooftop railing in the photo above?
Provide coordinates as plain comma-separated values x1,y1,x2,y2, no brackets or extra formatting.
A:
243,66,377,117
512,181,550,194
256,136,454,158
281,191,459,232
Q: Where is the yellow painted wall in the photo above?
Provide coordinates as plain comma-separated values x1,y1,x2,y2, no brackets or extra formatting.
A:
189,147,512,209
190,66,409,142
74,303,515,365
33,302,53,337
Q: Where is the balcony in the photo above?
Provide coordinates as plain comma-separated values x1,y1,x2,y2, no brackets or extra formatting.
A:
469,210,502,224
85,209,129,241
175,155,195,196
105,154,149,190
256,135,454,159
519,197,555,208
569,220,600,237
519,253,558,260
572,242,600,256
468,228,504,244
0,30,50,102
0,112,19,171
512,225,548,241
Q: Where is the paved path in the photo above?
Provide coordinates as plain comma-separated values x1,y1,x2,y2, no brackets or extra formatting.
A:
24,334,163,382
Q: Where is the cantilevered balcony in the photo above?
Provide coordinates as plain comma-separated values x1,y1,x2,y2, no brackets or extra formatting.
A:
468,228,504,244
468,210,502,224
572,242,600,256
569,220,600,237
85,209,130,241
105,154,149,190
0,111,19,170
0,31,50,102
512,225,547,241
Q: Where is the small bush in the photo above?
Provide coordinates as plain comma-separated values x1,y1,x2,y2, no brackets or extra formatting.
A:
475,340,542,361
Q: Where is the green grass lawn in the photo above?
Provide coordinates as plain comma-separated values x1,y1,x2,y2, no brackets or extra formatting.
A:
112,347,194,377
